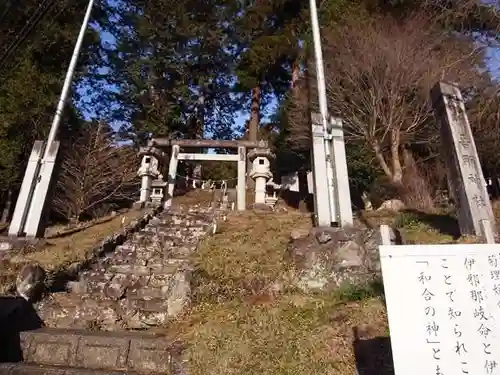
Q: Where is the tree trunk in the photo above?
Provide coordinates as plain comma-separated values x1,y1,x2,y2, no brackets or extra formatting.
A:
372,140,393,180
390,129,403,184
191,92,205,186
247,86,261,189
372,137,404,186
248,86,260,142
291,62,300,90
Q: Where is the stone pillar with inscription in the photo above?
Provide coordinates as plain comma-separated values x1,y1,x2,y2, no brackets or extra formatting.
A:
431,82,496,238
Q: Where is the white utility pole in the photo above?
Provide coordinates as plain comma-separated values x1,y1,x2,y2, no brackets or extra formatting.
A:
9,0,96,238
309,0,337,226
308,0,353,227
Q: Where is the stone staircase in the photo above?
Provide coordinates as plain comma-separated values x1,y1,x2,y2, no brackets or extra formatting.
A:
0,206,216,374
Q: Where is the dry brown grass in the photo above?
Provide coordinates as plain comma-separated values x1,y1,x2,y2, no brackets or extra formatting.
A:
161,196,500,373
0,209,145,293
361,200,500,244
155,211,389,375
182,296,387,375
362,209,456,244
192,212,310,302
173,189,216,207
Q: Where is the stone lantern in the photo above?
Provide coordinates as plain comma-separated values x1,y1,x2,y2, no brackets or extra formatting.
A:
136,147,164,204
248,141,275,205
150,174,167,205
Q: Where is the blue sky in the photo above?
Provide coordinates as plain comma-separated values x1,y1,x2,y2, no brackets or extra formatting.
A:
485,46,500,78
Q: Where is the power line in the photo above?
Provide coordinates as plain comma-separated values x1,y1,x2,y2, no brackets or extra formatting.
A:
0,1,12,26
0,0,57,71
2,1,72,77
0,0,55,66
0,1,29,52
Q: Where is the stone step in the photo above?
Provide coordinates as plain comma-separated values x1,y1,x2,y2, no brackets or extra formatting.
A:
106,263,181,275
72,277,170,299
97,250,189,267
35,209,209,332
71,266,187,295
0,328,184,374
0,363,134,374
37,295,122,329
152,222,209,230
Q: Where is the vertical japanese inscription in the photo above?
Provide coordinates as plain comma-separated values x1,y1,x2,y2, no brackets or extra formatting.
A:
414,254,499,374
417,260,442,375
489,254,500,303
482,254,500,374
431,82,495,236
381,243,500,375
451,97,487,213
443,257,469,374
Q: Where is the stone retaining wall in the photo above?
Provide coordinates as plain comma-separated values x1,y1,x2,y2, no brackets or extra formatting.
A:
288,225,402,292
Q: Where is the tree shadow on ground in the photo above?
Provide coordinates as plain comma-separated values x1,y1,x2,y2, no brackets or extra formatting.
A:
353,327,394,375
403,209,460,239
0,296,44,362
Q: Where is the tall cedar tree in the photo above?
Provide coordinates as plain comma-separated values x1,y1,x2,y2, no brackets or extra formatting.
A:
99,0,239,144
232,0,309,141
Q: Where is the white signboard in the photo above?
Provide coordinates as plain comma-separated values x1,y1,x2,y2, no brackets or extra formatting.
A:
380,244,500,375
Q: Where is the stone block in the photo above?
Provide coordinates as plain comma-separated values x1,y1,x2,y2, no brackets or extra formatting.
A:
0,363,68,375
108,265,150,276
21,330,80,366
132,201,145,210
18,328,180,374
74,334,129,370
127,337,172,373
126,285,169,300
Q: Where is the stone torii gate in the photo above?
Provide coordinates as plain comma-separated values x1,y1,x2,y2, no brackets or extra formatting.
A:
146,138,268,211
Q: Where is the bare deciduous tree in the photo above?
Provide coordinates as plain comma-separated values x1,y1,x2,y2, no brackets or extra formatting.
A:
323,13,483,185
53,122,139,221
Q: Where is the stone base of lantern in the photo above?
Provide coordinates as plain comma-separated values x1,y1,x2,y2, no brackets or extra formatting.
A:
133,201,145,210
265,195,278,209
251,202,274,212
